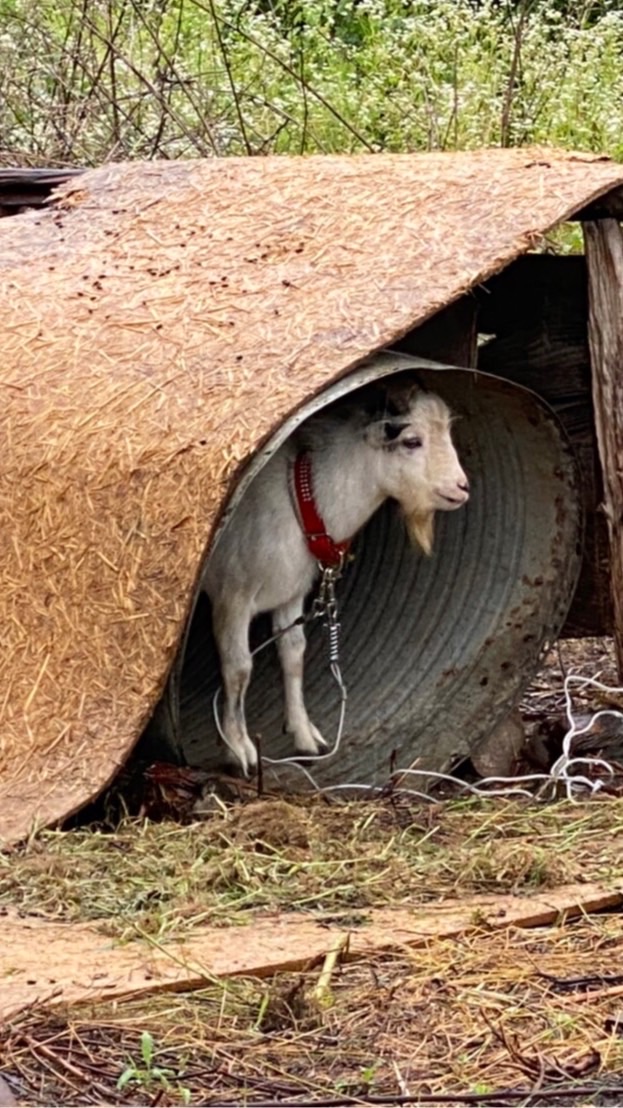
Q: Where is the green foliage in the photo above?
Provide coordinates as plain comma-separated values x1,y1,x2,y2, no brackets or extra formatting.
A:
117,1029,191,1102
0,0,622,166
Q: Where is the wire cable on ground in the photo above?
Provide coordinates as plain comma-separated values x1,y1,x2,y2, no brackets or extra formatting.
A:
263,668,622,804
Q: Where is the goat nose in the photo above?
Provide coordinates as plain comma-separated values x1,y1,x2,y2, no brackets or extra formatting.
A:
459,479,469,492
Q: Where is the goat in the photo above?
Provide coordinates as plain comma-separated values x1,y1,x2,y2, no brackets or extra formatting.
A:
202,373,469,775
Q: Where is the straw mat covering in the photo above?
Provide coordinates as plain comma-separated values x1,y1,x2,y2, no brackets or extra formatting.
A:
1,147,623,844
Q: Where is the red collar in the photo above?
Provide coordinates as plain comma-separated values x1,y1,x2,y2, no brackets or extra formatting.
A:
293,452,351,568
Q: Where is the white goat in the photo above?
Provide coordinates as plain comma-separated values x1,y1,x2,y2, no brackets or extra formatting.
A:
203,373,469,774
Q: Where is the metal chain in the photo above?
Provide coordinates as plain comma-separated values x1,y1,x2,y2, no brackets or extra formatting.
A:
247,559,345,662
312,563,342,665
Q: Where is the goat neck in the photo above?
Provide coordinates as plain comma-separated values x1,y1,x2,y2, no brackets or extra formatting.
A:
301,426,386,544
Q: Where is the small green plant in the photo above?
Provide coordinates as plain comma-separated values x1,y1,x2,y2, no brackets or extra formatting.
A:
472,1082,494,1094
333,1063,380,1097
360,1063,379,1091
117,1030,191,1104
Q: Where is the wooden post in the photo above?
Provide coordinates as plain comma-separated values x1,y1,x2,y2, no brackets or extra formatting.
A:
584,219,623,677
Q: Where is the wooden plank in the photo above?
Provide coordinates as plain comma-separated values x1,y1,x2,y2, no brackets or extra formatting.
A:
585,219,623,676
1,882,621,1022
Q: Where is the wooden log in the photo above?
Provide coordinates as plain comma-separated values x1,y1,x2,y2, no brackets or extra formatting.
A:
585,219,623,677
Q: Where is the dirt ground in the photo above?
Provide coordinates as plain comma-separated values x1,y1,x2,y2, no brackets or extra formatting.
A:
1,638,623,1107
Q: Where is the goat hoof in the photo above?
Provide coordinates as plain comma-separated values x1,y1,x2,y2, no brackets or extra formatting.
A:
290,722,328,756
224,735,258,777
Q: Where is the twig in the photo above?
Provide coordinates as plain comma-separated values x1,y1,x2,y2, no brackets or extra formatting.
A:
539,970,623,993
555,641,569,701
205,1082,623,1106
191,0,375,151
77,7,217,156
500,0,530,147
127,0,220,157
392,1061,411,1098
565,982,623,1003
207,0,252,155
24,1036,116,1101
312,933,349,1004
255,734,264,797
129,921,223,988
298,38,309,154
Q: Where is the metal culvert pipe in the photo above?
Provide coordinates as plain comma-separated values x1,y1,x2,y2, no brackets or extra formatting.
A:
153,355,581,786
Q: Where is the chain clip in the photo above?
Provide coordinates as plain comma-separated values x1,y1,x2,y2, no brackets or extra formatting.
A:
312,560,344,665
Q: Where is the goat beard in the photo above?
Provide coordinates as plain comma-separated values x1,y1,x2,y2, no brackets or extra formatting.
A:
403,508,434,555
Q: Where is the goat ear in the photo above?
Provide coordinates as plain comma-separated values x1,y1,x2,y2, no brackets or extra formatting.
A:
382,383,412,416
364,419,408,448
363,420,387,448
383,371,425,414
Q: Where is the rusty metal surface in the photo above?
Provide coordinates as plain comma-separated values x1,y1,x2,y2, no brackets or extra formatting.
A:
160,354,582,786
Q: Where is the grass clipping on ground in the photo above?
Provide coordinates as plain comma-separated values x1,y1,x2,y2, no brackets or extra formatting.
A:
1,795,623,1105
2,796,622,940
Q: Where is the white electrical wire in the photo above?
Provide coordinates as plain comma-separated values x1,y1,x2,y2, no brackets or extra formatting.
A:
262,661,348,768
259,668,622,804
547,673,621,800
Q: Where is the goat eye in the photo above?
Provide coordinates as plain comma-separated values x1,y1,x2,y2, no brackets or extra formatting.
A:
403,436,423,450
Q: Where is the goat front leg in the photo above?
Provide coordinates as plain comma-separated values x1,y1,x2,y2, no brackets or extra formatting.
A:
211,596,258,775
273,597,327,756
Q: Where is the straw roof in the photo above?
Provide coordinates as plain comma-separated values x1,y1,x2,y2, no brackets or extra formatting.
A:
1,146,623,845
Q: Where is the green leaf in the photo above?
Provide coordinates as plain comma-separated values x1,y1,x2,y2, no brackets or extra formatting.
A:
140,1030,155,1069
116,1066,137,1090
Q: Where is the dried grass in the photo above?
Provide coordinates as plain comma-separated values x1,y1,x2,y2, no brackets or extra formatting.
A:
3,914,623,1105
2,782,623,1104
1,796,622,943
